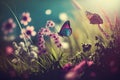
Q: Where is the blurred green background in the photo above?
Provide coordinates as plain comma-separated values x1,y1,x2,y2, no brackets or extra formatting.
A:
0,0,119,41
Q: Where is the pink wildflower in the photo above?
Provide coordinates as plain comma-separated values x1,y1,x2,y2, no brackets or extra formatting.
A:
46,20,55,27
38,28,46,35
20,12,31,26
65,71,77,80
63,62,72,71
50,33,62,48
20,26,36,39
6,46,14,55
38,31,46,54
72,60,94,72
44,28,51,35
72,60,86,72
65,60,94,80
2,18,16,34
87,60,94,67
38,28,51,36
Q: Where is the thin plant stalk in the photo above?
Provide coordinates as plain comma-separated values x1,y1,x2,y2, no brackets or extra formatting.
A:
4,3,30,54
98,24,109,39
101,9,113,31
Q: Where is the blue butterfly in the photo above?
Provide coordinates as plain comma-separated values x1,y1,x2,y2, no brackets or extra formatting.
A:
58,20,72,37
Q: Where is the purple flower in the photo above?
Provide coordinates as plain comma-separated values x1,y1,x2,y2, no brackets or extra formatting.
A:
38,30,46,54
65,60,94,80
46,20,55,27
49,33,58,38
44,28,51,35
38,28,45,35
38,23,62,54
56,43,62,48
87,60,94,67
63,62,72,71
72,60,86,72
2,18,16,34
49,33,62,48
38,28,51,36
72,60,93,72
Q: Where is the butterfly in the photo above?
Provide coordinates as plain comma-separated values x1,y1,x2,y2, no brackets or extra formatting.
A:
58,20,72,37
85,11,103,24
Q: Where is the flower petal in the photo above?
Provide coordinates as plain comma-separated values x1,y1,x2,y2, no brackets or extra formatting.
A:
12,23,16,28
23,21,28,26
26,12,30,17
26,26,31,30
8,18,13,23
9,29,13,33
20,20,24,24
28,17,31,22
31,31,36,36
30,26,34,31
22,12,26,16
20,34,24,39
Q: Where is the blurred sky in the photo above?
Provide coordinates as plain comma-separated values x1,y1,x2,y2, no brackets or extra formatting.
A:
0,0,119,41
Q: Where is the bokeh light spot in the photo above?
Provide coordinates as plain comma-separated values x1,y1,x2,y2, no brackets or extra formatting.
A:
45,9,52,15
59,13,68,21
6,46,13,55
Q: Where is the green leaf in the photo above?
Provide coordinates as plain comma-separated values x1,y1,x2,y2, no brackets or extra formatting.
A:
51,48,57,60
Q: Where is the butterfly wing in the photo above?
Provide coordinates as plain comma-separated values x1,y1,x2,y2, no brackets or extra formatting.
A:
58,20,72,37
